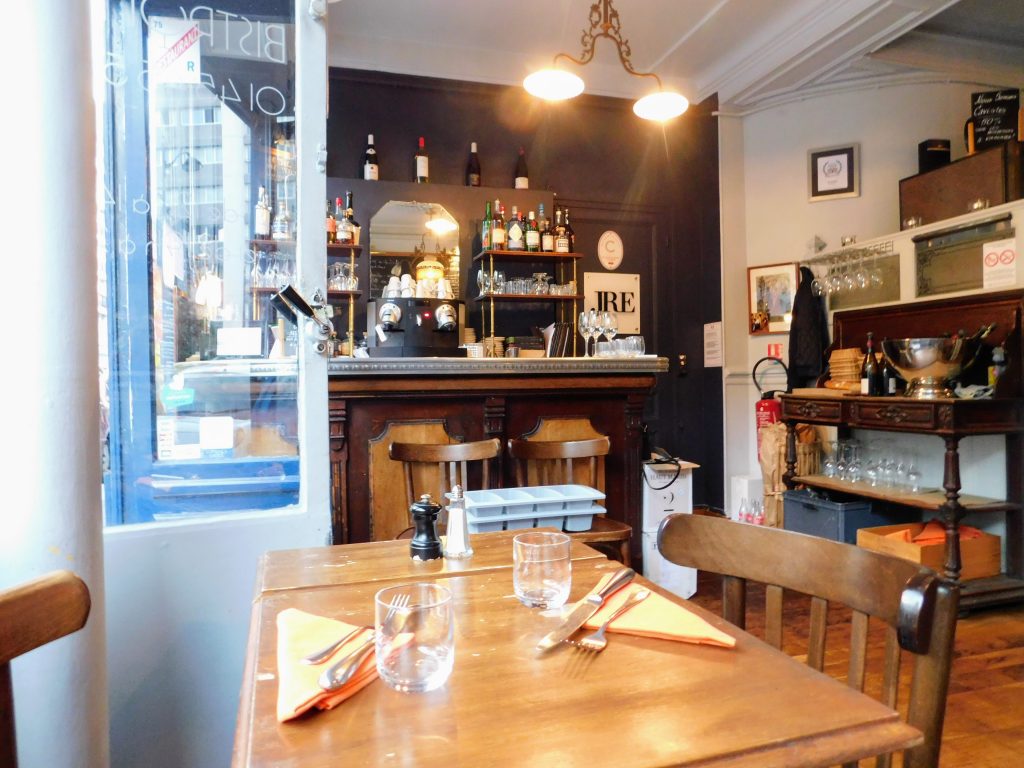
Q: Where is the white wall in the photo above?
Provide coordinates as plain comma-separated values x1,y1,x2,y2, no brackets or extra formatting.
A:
104,512,329,768
719,80,1017,518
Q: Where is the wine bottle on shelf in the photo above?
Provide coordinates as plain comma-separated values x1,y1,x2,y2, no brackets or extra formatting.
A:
336,190,359,246
525,211,540,252
254,186,272,239
415,136,429,183
553,209,569,253
325,198,337,244
563,208,575,252
466,142,481,187
337,195,354,243
539,203,554,252
490,199,506,250
860,332,882,396
507,205,525,250
362,134,379,180
880,340,899,395
514,147,529,189
481,200,493,250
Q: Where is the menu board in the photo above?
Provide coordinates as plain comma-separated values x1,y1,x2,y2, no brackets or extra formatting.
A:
971,89,1021,149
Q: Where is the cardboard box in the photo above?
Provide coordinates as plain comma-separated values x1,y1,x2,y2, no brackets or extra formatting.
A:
856,523,1001,581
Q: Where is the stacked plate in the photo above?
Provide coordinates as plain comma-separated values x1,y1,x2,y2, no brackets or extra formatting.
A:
483,336,505,358
828,348,864,384
463,328,477,345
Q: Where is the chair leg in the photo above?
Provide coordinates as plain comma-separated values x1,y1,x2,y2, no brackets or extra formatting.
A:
619,539,631,567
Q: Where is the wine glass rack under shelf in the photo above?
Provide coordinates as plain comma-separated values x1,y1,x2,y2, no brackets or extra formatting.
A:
474,249,582,357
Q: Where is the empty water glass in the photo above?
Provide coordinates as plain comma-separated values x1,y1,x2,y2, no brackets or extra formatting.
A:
513,531,571,609
375,582,454,693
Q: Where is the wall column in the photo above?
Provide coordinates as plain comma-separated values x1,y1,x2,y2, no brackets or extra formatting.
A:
0,1,108,766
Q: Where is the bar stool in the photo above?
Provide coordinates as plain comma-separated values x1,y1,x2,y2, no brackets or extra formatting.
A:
389,438,501,539
507,436,632,565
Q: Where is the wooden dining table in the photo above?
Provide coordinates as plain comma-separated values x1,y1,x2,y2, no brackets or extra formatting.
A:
232,530,922,767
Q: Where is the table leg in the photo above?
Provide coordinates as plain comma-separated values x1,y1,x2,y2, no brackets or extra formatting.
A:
782,421,797,488
938,435,965,583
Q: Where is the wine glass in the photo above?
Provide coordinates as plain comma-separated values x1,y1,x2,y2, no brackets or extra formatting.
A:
600,311,618,341
811,265,826,297
578,311,593,357
586,309,601,355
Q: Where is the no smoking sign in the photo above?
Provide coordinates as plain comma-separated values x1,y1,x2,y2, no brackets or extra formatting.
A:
983,238,1018,289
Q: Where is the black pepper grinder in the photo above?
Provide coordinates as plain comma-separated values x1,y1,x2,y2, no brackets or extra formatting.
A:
409,493,443,560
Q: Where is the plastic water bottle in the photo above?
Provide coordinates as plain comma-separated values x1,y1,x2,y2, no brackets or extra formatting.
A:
737,497,749,523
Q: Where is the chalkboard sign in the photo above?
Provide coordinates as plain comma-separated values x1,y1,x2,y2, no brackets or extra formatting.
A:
971,89,1021,149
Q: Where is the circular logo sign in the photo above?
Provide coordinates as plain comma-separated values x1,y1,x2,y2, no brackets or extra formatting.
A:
598,230,624,270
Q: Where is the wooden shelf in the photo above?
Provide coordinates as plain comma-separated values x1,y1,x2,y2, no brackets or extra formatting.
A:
327,289,362,297
793,474,1020,514
472,293,581,303
328,243,362,254
251,238,295,248
959,573,1024,609
473,249,582,263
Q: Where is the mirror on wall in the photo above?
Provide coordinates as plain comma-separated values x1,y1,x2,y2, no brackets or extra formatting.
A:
369,201,460,299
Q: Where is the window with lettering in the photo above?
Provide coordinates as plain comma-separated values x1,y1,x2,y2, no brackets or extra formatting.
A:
101,1,300,523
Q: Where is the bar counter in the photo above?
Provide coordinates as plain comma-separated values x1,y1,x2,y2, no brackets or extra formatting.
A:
327,355,668,565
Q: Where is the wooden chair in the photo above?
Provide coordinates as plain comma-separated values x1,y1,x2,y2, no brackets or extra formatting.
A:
507,436,632,565
389,438,501,538
657,513,958,768
1,570,91,768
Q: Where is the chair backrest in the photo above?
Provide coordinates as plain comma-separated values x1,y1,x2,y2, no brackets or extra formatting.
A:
506,436,610,489
657,513,957,768
0,570,91,768
388,438,501,507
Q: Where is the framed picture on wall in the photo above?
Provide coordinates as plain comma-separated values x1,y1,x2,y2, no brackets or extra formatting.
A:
808,143,860,201
747,263,798,335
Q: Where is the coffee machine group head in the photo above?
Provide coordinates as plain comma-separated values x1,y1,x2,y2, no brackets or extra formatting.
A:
366,297,466,357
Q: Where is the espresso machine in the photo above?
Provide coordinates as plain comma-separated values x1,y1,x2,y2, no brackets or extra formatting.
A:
366,298,466,357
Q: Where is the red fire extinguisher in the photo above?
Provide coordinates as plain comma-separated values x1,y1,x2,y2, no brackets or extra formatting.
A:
752,356,789,459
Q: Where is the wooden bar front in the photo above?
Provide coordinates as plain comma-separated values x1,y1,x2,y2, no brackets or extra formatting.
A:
327,358,666,566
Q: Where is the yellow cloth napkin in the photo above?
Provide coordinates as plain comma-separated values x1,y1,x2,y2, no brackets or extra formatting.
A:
581,580,736,649
276,608,378,723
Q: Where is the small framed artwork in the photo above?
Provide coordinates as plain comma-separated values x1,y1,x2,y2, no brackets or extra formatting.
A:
747,263,799,335
808,143,860,201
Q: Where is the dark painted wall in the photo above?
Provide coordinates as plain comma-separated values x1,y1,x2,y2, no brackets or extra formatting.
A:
326,68,724,509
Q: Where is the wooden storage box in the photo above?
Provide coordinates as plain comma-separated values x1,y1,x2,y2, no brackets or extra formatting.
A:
857,523,1001,581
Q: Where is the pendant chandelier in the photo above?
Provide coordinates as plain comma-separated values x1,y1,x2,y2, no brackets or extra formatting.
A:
523,0,689,121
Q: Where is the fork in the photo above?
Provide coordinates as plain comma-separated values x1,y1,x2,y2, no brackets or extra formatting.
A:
571,588,650,653
317,592,412,691
303,593,409,665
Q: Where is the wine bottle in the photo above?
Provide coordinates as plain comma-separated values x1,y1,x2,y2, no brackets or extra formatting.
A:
553,208,569,253
860,332,882,396
363,134,379,180
539,203,554,252
466,141,481,187
325,198,337,244
490,199,506,250
563,208,575,252
525,211,540,252
880,342,899,396
507,205,524,250
336,193,356,244
254,186,271,239
514,147,529,189
415,136,429,183
481,200,492,250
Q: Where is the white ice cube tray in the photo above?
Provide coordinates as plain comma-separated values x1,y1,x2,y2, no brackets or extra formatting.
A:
463,485,606,533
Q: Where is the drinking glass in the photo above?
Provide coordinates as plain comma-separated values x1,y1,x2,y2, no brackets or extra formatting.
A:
822,441,838,478
512,531,571,609
578,311,593,357
600,311,618,341
586,309,601,354
375,582,454,693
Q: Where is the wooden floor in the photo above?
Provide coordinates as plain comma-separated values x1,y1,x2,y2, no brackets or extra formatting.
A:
688,570,1024,767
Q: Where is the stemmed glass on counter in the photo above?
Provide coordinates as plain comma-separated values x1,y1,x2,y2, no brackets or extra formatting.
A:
599,311,618,343
578,310,598,358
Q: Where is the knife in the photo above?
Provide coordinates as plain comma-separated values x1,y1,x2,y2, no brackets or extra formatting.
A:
536,567,636,652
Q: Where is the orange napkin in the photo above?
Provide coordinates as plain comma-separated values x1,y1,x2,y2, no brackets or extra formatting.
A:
884,520,984,546
579,578,736,649
276,608,378,723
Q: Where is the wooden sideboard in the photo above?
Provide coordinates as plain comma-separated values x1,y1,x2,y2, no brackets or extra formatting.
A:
327,357,666,568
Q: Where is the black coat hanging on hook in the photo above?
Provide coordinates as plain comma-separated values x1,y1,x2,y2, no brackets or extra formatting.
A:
787,266,829,390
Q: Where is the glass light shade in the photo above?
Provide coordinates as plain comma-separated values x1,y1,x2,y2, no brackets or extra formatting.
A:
632,90,689,121
523,69,585,101
415,258,445,281
425,217,457,235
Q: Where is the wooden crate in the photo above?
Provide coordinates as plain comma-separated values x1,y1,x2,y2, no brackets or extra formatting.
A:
857,523,1001,581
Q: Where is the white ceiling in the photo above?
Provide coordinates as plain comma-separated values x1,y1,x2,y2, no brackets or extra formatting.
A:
327,0,1023,112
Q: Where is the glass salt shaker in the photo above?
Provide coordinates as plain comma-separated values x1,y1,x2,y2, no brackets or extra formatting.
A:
442,485,473,559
